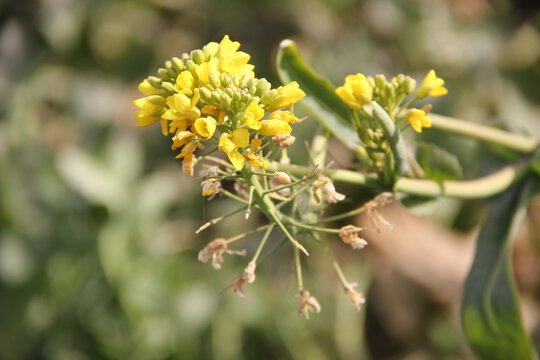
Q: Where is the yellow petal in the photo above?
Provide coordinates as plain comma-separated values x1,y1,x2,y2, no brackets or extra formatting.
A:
251,137,262,151
227,150,245,170
201,105,220,116
258,120,292,136
268,110,299,123
194,117,217,138
219,133,236,154
135,111,159,127
246,101,264,120
231,128,250,148
160,119,168,136
138,79,161,95
175,71,195,92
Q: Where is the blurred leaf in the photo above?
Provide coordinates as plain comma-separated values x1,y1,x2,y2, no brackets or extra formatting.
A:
275,40,361,151
461,175,540,360
416,142,463,181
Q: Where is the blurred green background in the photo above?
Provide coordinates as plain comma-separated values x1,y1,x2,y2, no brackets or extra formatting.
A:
1,0,540,359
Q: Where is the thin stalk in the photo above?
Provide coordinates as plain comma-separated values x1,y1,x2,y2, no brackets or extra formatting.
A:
258,237,287,263
429,113,537,153
196,205,247,234
314,206,367,224
294,247,303,290
283,214,341,234
222,190,249,204
251,224,275,263
226,224,273,244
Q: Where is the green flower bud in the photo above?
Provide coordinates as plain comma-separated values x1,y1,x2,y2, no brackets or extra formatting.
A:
157,68,171,80
147,76,162,88
171,57,184,72
367,76,375,88
255,78,271,96
375,74,387,89
161,81,175,93
221,92,232,106
385,83,395,99
403,77,416,95
260,89,278,105
247,79,258,95
200,87,213,102
147,95,166,105
167,68,177,79
191,49,205,64
186,60,197,74
209,72,221,89
164,60,172,70
212,90,223,104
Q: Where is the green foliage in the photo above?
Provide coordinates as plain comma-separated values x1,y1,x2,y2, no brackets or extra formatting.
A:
461,177,540,359
415,142,463,181
275,40,361,151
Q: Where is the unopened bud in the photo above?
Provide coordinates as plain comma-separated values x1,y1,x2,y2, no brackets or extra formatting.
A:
273,172,291,184
404,77,416,95
221,93,232,106
186,60,197,73
272,134,296,147
161,81,175,93
157,68,171,80
147,95,166,105
200,87,213,102
191,49,205,64
255,78,271,96
171,57,184,72
147,76,162,88
209,72,221,89
260,89,278,104
375,74,387,89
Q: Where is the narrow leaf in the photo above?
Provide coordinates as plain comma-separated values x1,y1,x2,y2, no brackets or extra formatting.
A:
275,40,361,151
461,176,539,359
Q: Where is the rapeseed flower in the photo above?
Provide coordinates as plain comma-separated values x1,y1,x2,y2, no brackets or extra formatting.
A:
416,69,447,99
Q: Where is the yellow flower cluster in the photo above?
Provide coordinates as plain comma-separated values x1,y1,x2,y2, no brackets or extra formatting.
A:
335,69,447,133
134,35,305,173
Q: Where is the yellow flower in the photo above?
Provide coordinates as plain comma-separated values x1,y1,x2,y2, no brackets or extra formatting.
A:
219,129,250,170
175,71,195,94
163,89,201,134
133,95,167,135
268,81,305,110
218,35,255,77
335,73,373,110
268,110,300,123
416,69,447,99
405,108,431,133
138,79,161,95
194,57,218,85
201,105,221,117
239,101,264,130
244,151,267,170
258,120,292,136
194,117,217,138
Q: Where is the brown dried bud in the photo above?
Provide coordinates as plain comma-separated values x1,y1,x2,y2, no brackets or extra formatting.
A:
339,225,367,250
273,171,291,184
272,134,296,147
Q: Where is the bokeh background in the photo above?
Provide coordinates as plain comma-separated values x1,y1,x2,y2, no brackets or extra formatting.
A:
1,0,540,359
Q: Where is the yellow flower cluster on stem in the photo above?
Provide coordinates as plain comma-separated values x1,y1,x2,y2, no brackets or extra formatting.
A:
134,35,305,173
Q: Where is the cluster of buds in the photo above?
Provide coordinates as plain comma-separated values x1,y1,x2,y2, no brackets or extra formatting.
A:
335,69,448,174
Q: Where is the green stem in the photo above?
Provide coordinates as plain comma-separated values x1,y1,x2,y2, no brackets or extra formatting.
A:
226,224,273,244
294,247,303,290
251,224,275,263
429,113,537,153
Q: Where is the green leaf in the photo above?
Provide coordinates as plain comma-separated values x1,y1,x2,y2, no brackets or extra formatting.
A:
461,176,540,360
416,142,463,181
275,40,361,151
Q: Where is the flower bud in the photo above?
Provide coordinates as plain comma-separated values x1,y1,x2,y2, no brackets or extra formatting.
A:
403,77,416,94
209,72,221,89
161,81,175,93
186,60,197,73
147,76,162,89
260,89,278,104
272,134,296,147
147,95,166,105
171,57,184,72
191,49,206,64
255,78,271,96
199,87,213,103
273,172,291,184
375,74,387,89
157,68,171,80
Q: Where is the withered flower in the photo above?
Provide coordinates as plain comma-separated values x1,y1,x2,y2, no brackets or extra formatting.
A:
296,289,321,320
198,238,246,269
339,225,367,250
224,262,256,301
344,283,366,311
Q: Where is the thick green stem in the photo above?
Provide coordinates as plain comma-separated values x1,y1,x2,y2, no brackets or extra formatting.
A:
429,113,537,153
268,159,531,199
